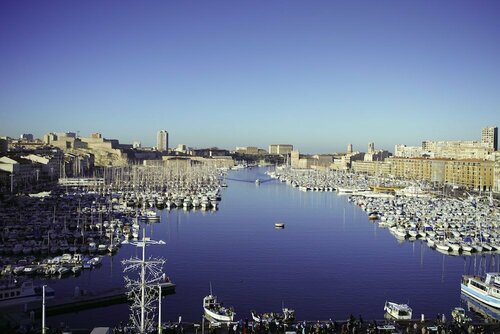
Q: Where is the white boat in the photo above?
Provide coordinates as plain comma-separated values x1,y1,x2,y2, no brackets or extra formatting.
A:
97,244,107,253
337,187,354,194
251,311,279,323
0,279,54,308
447,240,462,253
435,240,451,252
90,256,102,266
282,307,295,322
275,223,285,229
461,273,500,309
251,306,295,323
389,227,407,239
88,242,97,253
141,210,160,221
451,307,471,324
384,301,412,320
203,290,235,323
426,237,436,248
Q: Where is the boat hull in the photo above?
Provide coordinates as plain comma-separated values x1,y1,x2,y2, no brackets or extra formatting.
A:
461,283,500,309
204,307,233,322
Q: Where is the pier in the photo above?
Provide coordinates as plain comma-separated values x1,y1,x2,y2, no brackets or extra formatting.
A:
44,282,175,315
0,282,176,317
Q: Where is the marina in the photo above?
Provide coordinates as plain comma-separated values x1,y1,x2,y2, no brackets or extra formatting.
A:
268,167,500,256
1,166,500,332
0,163,225,280
3,0,500,332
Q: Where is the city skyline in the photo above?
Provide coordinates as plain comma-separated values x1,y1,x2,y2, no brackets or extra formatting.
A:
1,1,500,153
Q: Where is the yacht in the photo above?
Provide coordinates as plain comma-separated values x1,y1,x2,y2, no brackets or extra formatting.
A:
461,273,500,309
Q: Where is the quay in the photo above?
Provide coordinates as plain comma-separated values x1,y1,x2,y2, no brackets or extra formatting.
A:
182,319,499,334
40,282,175,315
2,317,499,334
0,282,175,317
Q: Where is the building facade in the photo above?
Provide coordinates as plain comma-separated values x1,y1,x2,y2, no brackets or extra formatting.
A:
235,146,261,155
444,159,494,191
351,161,391,176
384,157,494,191
268,144,293,155
493,152,500,193
394,144,424,158
482,126,498,151
156,130,169,152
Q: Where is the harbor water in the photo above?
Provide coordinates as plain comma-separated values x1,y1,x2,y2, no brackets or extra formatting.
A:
46,167,500,328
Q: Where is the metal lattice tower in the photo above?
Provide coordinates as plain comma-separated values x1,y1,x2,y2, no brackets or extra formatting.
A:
122,228,166,334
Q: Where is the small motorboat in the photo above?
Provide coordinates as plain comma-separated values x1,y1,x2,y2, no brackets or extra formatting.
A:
384,301,412,320
451,307,471,324
251,311,279,323
274,223,285,229
251,305,295,323
203,286,235,323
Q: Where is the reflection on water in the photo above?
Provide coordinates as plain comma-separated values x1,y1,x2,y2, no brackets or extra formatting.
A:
47,167,500,328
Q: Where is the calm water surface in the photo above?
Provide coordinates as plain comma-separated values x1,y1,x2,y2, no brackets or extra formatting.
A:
47,167,500,328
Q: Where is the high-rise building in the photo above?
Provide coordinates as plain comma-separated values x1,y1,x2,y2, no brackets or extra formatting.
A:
482,126,498,151
156,130,168,152
347,144,353,154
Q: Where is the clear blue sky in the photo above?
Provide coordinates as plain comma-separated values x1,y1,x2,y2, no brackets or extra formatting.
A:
1,1,499,153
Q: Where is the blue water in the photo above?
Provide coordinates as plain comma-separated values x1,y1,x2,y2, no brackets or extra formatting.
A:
47,167,500,328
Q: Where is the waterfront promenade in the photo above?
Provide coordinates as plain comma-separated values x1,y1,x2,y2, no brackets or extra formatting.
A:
2,317,500,334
